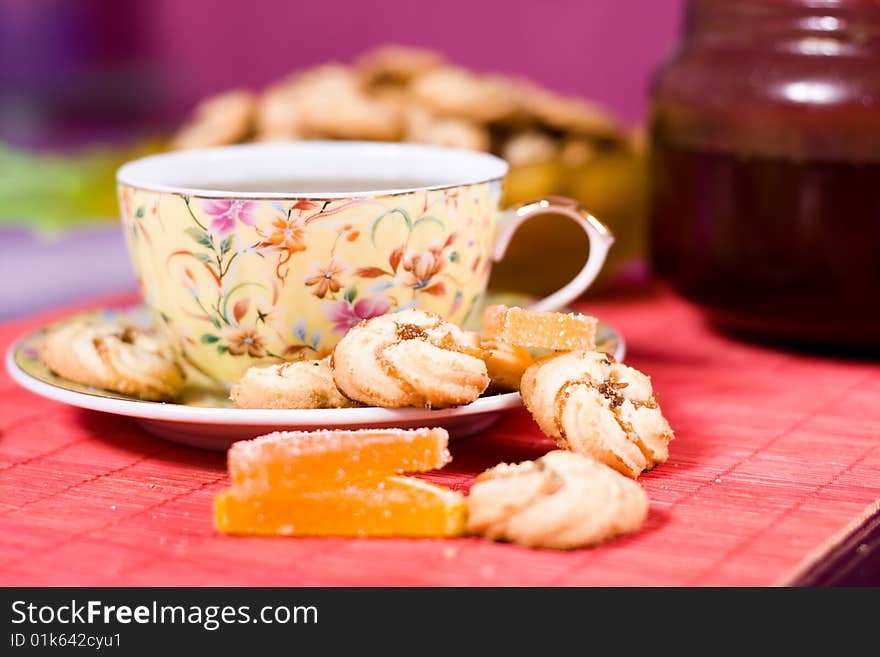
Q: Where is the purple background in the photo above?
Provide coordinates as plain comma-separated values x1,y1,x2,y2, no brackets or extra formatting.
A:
0,0,685,318
1,0,684,133
148,0,684,125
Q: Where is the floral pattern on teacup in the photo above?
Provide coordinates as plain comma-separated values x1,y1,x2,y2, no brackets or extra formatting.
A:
119,183,498,384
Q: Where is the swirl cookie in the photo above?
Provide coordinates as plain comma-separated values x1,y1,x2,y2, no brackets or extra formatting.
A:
254,82,308,141
41,320,183,401
404,107,491,152
460,331,483,351
331,309,489,409
301,91,403,141
525,89,623,141
467,450,648,549
293,65,404,141
356,45,448,86
520,351,673,478
171,90,256,150
230,357,360,409
410,67,518,124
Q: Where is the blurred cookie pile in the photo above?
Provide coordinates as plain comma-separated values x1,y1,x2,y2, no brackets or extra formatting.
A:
215,304,670,548
170,45,648,292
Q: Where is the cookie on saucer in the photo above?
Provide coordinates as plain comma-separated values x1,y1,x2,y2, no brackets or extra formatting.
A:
231,357,359,409
331,309,489,409
41,319,183,401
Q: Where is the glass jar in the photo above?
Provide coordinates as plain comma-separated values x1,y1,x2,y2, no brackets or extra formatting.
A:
648,0,880,346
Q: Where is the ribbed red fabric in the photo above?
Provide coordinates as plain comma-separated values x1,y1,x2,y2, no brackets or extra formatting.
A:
2,289,878,585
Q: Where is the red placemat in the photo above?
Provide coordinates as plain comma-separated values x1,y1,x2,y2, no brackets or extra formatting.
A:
1,289,878,586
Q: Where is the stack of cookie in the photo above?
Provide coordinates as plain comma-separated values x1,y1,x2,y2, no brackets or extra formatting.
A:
231,309,490,410
482,305,673,479
39,307,672,550
171,45,627,161
170,45,647,289
231,304,673,486
473,304,673,548
225,304,672,549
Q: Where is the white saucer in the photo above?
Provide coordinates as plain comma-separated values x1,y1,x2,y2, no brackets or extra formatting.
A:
6,305,625,451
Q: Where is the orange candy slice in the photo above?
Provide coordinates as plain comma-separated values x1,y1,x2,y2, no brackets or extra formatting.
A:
214,427,464,538
228,427,451,490
482,339,535,392
482,305,597,352
214,476,466,537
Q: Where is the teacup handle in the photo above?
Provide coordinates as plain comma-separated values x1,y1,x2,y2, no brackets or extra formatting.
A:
493,196,614,311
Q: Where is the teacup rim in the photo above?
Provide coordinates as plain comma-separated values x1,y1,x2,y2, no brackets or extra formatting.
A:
117,140,509,199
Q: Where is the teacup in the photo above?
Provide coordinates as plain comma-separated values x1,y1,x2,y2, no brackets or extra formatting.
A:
117,141,613,384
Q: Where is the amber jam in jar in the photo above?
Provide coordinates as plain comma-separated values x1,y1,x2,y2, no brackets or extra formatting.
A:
649,0,880,346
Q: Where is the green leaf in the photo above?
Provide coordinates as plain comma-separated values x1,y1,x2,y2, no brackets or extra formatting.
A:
220,282,266,324
344,286,357,303
134,207,144,219
200,333,220,344
412,215,444,233
449,250,460,263
0,142,152,235
220,236,233,255
185,226,213,248
194,253,214,263
217,344,228,354
370,208,411,246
